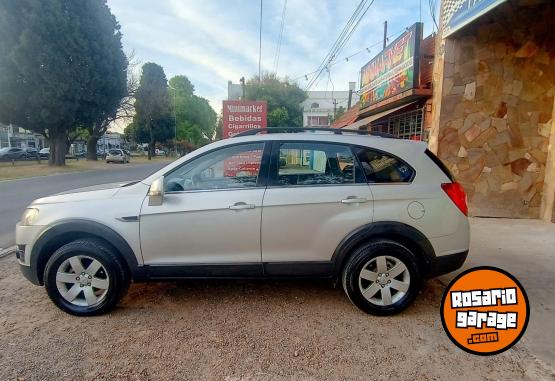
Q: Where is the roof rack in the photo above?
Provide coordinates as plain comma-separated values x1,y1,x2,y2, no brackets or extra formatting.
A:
233,127,398,139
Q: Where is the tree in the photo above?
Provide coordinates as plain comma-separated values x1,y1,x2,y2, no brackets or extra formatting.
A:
268,107,289,127
244,72,307,127
169,75,217,148
84,50,134,161
132,63,173,159
331,106,346,123
0,0,127,165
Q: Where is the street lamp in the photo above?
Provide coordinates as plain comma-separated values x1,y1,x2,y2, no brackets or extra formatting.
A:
167,82,178,157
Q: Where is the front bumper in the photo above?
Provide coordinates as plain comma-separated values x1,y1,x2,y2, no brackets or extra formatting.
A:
427,250,468,278
19,262,41,285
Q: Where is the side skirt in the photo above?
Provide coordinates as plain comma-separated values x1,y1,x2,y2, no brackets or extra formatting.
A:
135,261,334,281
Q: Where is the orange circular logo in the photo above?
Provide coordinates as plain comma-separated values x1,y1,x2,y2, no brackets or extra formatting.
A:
440,266,529,356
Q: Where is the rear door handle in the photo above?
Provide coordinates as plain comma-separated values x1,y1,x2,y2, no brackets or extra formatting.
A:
229,202,256,210
341,196,369,204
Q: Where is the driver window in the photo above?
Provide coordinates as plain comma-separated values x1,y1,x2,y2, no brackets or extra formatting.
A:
164,143,265,192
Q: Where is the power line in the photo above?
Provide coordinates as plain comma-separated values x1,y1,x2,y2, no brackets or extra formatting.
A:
305,0,376,90
305,0,368,90
291,27,405,82
428,0,439,32
273,0,288,74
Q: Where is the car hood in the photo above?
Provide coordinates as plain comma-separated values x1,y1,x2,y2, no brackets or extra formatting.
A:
31,181,138,205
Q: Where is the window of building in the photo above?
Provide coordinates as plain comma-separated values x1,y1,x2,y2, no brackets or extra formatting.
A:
310,102,319,108
273,142,358,186
387,108,425,140
354,147,415,183
307,116,329,126
165,143,265,192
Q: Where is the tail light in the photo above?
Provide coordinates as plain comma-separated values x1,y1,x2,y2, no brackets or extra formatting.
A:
441,182,468,216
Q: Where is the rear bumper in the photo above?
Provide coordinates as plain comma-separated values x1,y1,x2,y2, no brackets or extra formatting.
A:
426,250,468,278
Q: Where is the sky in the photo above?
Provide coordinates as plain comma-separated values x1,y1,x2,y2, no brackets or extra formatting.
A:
107,0,438,117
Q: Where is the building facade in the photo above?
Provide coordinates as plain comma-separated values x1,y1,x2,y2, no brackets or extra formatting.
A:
0,123,46,149
429,0,555,221
302,82,357,127
332,23,435,142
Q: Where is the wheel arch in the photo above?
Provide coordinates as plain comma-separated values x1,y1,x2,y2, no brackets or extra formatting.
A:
31,219,139,285
332,221,436,278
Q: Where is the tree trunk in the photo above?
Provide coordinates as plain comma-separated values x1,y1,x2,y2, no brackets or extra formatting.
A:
148,122,153,160
49,132,67,166
86,136,99,161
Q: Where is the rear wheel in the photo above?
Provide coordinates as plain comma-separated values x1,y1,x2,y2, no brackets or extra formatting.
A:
342,240,422,315
44,238,130,316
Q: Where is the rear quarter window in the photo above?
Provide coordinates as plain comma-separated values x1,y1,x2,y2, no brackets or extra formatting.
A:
354,147,415,183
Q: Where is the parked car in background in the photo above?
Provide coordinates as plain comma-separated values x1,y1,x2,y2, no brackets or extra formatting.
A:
24,147,39,159
39,148,50,160
155,148,165,156
0,147,26,161
123,149,132,162
15,128,469,316
106,148,129,163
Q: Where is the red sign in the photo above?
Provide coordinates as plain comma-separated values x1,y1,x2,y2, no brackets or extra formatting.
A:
222,100,267,138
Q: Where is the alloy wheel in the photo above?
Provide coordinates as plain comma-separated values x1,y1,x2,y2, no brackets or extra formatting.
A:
55,255,110,307
358,255,410,306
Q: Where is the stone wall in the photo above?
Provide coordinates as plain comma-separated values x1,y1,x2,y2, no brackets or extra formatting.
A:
436,2,555,218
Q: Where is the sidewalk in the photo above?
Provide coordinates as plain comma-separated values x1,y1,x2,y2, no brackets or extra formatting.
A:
441,217,555,368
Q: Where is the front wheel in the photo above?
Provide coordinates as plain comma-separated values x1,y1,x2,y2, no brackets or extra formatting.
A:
342,240,422,315
44,238,130,316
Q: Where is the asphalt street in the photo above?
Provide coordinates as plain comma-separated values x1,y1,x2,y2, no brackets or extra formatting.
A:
0,162,167,249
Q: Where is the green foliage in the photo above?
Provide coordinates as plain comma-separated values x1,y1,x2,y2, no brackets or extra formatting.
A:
0,0,127,165
131,63,174,157
268,107,289,127
169,75,217,147
244,73,307,127
332,106,346,122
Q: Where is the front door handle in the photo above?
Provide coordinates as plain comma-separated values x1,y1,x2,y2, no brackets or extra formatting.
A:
341,196,369,204
229,202,256,210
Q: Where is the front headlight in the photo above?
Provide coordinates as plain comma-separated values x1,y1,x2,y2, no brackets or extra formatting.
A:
21,208,39,226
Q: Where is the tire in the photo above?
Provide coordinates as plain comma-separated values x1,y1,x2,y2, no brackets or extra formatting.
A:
44,238,130,316
342,240,422,316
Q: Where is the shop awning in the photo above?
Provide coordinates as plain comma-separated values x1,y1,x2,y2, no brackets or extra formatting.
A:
341,101,418,130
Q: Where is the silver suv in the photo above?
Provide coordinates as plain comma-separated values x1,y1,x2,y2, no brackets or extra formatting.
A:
16,129,469,316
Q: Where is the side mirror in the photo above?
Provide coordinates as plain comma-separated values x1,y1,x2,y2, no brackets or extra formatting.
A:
148,176,164,206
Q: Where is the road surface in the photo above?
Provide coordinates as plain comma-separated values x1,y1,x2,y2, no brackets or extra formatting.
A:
0,162,166,249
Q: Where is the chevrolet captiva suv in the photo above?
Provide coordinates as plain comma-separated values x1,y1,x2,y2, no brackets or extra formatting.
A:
15,128,469,316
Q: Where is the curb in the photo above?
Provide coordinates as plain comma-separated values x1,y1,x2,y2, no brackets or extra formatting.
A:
0,245,16,258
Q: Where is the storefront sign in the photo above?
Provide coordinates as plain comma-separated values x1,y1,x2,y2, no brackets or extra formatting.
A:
442,0,506,37
359,23,422,109
222,100,267,139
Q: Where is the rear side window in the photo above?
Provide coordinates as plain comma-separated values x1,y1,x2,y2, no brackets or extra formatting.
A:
272,142,359,186
425,149,454,182
354,147,414,183
109,149,121,155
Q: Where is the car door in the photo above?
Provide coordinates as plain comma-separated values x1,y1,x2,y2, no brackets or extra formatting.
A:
139,142,269,274
261,141,374,275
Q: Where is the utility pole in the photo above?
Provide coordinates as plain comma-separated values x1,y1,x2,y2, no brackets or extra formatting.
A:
258,0,263,82
240,77,246,99
333,98,337,120
383,21,388,49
